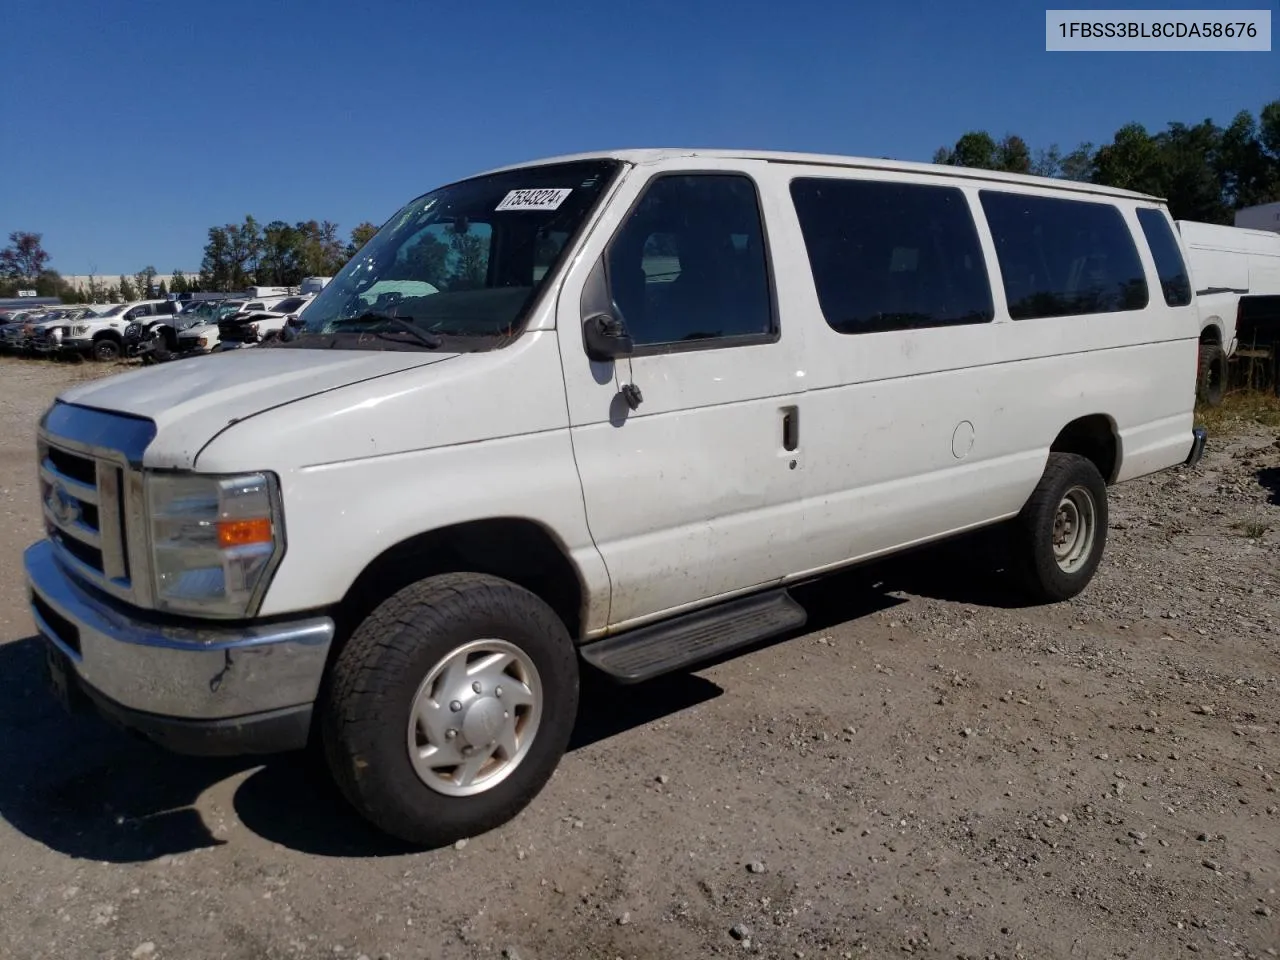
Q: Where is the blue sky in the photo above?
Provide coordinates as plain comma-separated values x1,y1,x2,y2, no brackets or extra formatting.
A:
0,0,1272,276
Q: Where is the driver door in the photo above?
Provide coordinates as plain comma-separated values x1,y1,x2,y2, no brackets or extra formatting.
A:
556,161,810,630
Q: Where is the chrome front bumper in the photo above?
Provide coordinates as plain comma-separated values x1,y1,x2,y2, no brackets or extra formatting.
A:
24,540,335,754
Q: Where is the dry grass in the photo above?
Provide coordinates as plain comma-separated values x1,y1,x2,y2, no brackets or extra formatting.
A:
1232,519,1271,539
1195,386,1280,436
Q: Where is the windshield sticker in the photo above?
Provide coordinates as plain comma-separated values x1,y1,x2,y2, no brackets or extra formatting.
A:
495,188,573,212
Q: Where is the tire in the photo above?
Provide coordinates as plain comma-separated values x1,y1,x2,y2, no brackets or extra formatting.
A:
150,331,172,363
1009,453,1108,603
321,572,579,847
92,338,121,362
1197,343,1226,407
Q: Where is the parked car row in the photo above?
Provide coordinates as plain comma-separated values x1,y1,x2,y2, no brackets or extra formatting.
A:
0,290,316,364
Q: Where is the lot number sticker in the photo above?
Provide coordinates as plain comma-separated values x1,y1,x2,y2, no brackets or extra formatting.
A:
495,188,573,212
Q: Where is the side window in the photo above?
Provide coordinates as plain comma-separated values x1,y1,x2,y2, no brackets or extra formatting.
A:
1135,208,1193,307
247,302,264,311
125,305,149,320
979,191,1149,320
606,173,773,348
789,177,994,334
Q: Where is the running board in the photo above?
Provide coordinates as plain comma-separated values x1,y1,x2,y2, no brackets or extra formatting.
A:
579,589,808,684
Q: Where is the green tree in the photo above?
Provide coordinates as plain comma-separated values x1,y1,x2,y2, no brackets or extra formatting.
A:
259,220,303,286
1159,120,1229,222
934,131,998,169
85,274,108,303
995,135,1031,174
135,265,158,299
347,221,379,259
0,231,51,284
118,276,137,301
1091,123,1165,196
1031,145,1063,178
1060,143,1096,181
158,280,168,297
200,226,233,291
170,269,189,294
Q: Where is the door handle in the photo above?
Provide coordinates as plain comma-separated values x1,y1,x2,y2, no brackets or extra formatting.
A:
781,405,799,452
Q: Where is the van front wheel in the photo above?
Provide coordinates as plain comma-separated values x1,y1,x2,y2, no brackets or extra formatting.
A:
321,572,579,847
1010,453,1108,603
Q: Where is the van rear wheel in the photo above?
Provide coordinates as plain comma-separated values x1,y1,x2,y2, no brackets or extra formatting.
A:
1009,453,1108,603
321,572,579,847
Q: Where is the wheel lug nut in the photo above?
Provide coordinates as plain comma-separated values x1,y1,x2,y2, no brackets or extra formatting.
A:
472,681,482,694
462,746,474,756
495,686,503,697
503,711,510,719
450,700,462,712
445,729,457,740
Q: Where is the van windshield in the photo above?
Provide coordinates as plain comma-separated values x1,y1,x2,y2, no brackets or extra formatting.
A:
289,159,622,350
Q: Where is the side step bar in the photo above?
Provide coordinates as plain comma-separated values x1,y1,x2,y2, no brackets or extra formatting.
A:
579,589,808,684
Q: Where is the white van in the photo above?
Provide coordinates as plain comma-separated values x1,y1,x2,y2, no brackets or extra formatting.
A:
25,148,1204,846
1176,219,1280,403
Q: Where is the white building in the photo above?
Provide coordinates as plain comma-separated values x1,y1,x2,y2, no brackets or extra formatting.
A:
1235,202,1280,234
61,273,197,295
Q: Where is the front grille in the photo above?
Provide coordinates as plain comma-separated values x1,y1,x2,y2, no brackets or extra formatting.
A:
37,416,150,607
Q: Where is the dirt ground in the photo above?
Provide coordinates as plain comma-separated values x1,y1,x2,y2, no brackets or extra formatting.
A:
0,355,1277,960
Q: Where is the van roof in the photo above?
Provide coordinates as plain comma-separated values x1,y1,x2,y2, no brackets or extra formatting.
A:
474,148,1163,203
1176,219,1280,253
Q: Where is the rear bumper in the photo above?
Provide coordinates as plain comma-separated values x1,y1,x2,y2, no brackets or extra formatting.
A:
1185,426,1208,467
25,540,334,755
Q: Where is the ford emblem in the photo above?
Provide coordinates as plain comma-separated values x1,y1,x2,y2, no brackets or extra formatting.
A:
46,482,79,526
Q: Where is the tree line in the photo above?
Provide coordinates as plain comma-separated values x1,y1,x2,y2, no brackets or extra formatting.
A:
196,217,378,292
0,217,379,303
933,99,1280,223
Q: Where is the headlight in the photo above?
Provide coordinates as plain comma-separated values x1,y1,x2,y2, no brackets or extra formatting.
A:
72,324,89,335
198,337,208,348
146,471,284,617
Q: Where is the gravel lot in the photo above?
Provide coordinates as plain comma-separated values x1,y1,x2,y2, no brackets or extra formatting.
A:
1,356,1277,960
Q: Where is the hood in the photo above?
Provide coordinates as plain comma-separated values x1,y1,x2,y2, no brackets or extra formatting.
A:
56,347,459,468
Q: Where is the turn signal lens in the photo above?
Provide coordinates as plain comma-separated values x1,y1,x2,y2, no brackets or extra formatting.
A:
217,517,273,548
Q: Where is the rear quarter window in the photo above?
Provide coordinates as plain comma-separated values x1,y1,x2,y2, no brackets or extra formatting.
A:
1135,208,1193,307
979,191,1149,320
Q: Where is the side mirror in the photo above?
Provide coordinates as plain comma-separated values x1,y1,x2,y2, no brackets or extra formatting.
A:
583,312,633,362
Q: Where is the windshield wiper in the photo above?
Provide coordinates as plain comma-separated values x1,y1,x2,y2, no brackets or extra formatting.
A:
331,311,443,348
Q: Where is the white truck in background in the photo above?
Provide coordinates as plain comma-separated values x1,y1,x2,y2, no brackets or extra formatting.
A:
1176,219,1280,404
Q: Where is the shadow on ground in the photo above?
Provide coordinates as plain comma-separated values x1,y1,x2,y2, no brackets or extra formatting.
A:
0,529,1022,862
1258,466,1280,506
